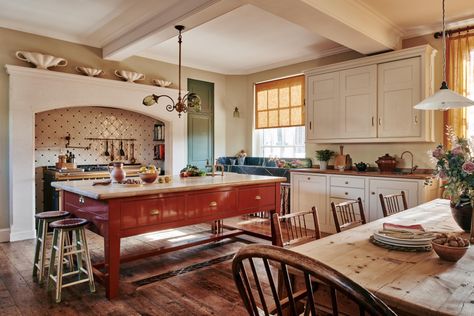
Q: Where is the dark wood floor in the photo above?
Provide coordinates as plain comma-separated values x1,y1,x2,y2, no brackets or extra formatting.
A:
0,216,282,316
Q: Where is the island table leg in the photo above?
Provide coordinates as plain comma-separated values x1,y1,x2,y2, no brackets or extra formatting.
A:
105,201,121,299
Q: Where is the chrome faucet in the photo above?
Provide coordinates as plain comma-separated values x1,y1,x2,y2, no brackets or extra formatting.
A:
401,151,418,174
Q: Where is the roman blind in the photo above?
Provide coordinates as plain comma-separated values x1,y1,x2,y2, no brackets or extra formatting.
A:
255,75,305,129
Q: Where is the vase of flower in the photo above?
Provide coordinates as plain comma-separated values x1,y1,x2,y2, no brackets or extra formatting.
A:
431,127,474,232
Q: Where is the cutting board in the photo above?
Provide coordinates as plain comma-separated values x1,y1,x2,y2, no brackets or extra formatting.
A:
334,145,347,167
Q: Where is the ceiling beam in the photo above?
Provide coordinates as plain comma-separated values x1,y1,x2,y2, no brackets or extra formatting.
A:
102,0,243,60
247,0,403,54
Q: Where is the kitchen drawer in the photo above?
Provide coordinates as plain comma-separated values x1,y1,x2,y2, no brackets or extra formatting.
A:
238,185,276,212
186,189,238,219
120,195,185,229
330,176,365,188
63,191,105,210
330,186,365,200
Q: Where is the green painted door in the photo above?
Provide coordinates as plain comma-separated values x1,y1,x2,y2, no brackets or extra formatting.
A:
187,79,214,169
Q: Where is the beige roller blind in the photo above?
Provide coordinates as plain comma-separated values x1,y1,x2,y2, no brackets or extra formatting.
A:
255,75,305,129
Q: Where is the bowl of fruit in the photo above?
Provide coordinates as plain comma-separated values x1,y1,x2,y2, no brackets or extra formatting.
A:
431,233,470,262
138,165,160,184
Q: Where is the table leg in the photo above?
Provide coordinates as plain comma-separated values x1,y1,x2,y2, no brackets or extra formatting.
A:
105,201,121,299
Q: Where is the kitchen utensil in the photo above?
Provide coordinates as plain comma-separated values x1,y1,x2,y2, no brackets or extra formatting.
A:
104,140,110,156
345,154,352,170
92,180,111,186
130,143,136,164
111,141,115,161
375,153,397,172
334,145,347,169
125,141,129,161
119,140,125,156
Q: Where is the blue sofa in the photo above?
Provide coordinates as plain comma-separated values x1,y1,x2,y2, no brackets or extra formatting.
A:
216,156,313,182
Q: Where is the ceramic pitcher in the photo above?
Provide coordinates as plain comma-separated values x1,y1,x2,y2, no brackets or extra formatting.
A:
109,162,126,183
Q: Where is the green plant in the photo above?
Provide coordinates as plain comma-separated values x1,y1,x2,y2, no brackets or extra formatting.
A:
315,149,335,162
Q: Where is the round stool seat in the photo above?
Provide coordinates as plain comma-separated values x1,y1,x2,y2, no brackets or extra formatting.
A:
50,218,88,229
35,211,70,220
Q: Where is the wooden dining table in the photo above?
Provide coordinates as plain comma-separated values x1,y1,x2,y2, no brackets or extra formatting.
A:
291,199,474,316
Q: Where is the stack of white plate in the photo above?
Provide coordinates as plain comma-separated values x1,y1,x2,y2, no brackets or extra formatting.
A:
372,231,433,248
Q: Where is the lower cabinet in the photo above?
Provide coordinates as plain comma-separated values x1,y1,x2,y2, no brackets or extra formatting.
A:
291,172,438,234
291,173,332,232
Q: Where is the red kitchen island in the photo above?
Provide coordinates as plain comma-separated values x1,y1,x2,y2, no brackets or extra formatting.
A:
52,173,285,299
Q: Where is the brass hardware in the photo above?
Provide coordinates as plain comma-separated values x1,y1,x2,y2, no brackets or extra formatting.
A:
371,116,374,126
345,192,348,195
150,209,160,215
307,177,311,180
78,196,85,204
378,117,382,125
309,121,312,130
209,201,217,207
345,181,348,184
414,115,418,124
255,195,262,200
371,192,375,195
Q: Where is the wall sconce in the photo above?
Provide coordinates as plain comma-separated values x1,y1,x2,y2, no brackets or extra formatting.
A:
233,107,240,118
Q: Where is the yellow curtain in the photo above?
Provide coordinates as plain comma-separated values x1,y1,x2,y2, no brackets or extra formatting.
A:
444,31,474,145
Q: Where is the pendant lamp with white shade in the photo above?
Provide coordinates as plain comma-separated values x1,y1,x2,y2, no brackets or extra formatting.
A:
414,0,474,110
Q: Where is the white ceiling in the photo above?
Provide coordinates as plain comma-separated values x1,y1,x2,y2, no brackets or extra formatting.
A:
1,0,473,74
138,4,348,74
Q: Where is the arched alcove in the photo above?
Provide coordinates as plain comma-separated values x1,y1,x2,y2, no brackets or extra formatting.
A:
6,65,187,241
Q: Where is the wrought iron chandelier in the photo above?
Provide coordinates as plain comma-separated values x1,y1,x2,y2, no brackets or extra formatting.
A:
143,25,201,117
414,0,474,110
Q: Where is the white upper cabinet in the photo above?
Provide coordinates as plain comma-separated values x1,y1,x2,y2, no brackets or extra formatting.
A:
378,57,421,138
305,45,436,143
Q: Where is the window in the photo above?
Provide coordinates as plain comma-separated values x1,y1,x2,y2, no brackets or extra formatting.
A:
256,126,305,158
255,75,305,129
254,75,305,158
465,50,474,137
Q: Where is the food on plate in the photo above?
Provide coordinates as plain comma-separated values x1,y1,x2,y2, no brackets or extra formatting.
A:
179,165,206,177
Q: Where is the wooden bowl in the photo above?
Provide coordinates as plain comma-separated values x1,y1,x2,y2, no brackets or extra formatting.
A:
138,172,158,184
432,241,469,262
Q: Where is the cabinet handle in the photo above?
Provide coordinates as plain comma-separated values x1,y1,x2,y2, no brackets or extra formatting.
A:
378,118,381,126
255,195,262,200
371,116,374,126
307,177,311,180
414,115,418,124
345,181,348,184
150,209,160,216
309,121,312,130
78,196,85,204
371,192,375,195
345,192,348,195
209,201,218,207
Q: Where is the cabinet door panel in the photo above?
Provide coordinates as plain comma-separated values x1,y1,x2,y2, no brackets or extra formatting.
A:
291,173,330,232
340,65,377,138
378,57,421,138
308,73,340,140
368,179,418,222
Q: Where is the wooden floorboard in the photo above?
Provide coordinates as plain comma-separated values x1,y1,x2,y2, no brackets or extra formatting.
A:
0,217,283,315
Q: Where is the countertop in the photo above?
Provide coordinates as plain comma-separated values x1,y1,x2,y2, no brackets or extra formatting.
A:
52,173,287,200
290,168,434,180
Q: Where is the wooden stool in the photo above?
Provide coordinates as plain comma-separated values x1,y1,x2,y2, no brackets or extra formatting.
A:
48,218,95,303
33,211,70,284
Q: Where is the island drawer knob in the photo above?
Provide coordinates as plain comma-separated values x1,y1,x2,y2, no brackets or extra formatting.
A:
79,196,85,204
255,195,262,200
209,201,218,207
345,181,349,184
345,192,348,195
150,209,160,215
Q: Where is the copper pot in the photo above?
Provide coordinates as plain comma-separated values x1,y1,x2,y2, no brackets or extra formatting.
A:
375,153,397,172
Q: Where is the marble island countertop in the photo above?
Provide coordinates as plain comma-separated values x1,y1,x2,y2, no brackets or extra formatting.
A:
290,168,434,180
52,173,287,200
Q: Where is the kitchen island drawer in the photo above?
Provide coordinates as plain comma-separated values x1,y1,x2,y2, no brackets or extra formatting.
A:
330,176,365,188
330,186,365,200
238,185,276,211
120,195,185,229
186,189,238,219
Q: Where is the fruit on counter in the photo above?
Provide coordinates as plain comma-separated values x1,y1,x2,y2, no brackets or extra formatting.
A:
139,165,160,174
179,165,206,177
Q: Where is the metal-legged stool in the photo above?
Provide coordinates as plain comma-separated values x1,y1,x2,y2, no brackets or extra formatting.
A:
33,211,70,284
48,218,95,303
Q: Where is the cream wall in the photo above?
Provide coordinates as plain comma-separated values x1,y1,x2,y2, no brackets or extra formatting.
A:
243,34,444,169
0,27,228,232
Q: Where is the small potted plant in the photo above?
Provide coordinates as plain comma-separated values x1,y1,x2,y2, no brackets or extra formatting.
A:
315,149,335,170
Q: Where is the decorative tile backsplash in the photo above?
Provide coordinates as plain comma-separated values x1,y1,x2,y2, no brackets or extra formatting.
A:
35,106,164,167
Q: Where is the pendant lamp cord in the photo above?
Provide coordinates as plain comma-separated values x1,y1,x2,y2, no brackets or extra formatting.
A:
442,0,447,83
178,28,182,101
